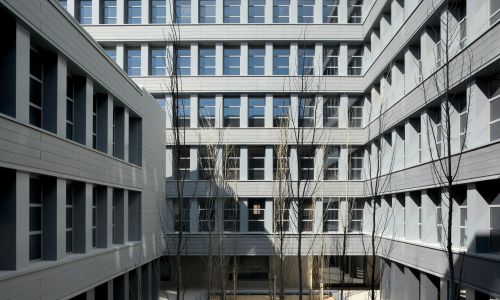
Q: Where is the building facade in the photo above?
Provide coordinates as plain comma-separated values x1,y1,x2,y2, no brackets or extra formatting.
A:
65,0,500,299
0,0,166,299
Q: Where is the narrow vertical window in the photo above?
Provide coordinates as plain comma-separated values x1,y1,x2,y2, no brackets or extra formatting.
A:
273,96,290,127
348,199,363,232
348,147,363,180
248,0,265,23
79,0,93,24
489,76,500,141
248,146,266,180
199,0,216,23
224,0,241,23
273,0,290,23
323,0,339,23
151,0,167,23
66,182,74,253
174,198,190,232
348,97,363,128
298,0,314,23
436,199,443,243
300,199,314,231
347,46,363,75
175,146,190,179
198,147,215,180
102,0,117,24
151,48,167,76
273,145,290,180
323,47,339,75
29,177,43,261
457,95,468,149
298,97,315,127
30,48,43,128
223,47,241,75
175,97,191,127
489,197,500,252
198,97,216,127
176,0,192,23
324,146,340,180
248,97,265,127
176,47,191,75
126,48,141,76
223,97,241,127
199,47,216,75
347,0,363,23
66,75,75,140
224,147,240,180
92,95,97,149
323,96,339,127
298,146,315,180
297,47,314,75
248,47,265,75
198,199,215,232
459,197,467,249
104,47,117,62
127,0,142,24
274,199,291,232
92,187,97,248
248,199,265,232
224,199,240,231
273,47,290,75
323,198,339,232
59,0,68,9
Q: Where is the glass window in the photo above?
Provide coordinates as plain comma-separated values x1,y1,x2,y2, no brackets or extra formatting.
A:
198,198,215,232
274,198,291,232
347,0,363,23
490,206,500,252
174,198,190,232
248,199,266,232
30,48,43,128
175,146,190,179
298,47,314,75
151,48,167,76
248,97,265,127
348,97,363,128
224,146,240,180
298,146,315,180
273,0,289,23
29,177,42,261
273,96,290,127
224,97,240,127
102,0,117,24
198,147,215,180
457,94,468,149
92,187,97,248
198,97,216,127
300,198,314,231
79,0,92,24
348,147,363,180
175,0,191,23
92,95,99,149
299,97,315,127
199,0,216,23
490,77,500,141
176,47,191,75
248,47,265,75
199,47,216,75
151,0,167,23
248,146,265,180
224,0,241,23
348,199,363,232
459,198,467,248
348,46,363,75
324,145,340,180
323,0,339,23
492,0,500,25
127,0,142,24
436,198,444,243
323,198,339,232
323,96,339,127
273,145,290,180
248,0,265,23
224,47,240,75
175,97,191,127
127,48,141,76
224,199,240,231
323,47,339,75
66,183,74,253
59,0,68,9
104,47,116,62
298,0,314,23
273,47,289,75
66,75,75,140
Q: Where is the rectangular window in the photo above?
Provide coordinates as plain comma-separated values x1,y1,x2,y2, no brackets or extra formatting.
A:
248,97,265,127
248,146,265,180
151,48,167,76
323,198,339,232
224,0,241,23
415,118,422,163
458,95,468,149
224,146,240,180
29,177,43,261
92,95,97,149
323,47,339,75
66,182,74,253
223,47,241,75
30,48,43,128
224,199,240,231
417,196,422,240
347,0,363,23
198,97,216,127
175,97,191,127
273,96,290,127
198,198,215,232
298,47,314,75
151,0,167,23
59,0,68,9
198,147,215,180
174,198,190,232
104,47,116,62
273,145,289,180
299,146,315,180
176,47,191,75
432,107,442,157
79,0,92,24
490,203,500,252
127,0,142,24
175,0,191,23
490,77,500,141
274,199,291,232
66,75,75,140
248,0,265,23
324,146,340,180
299,97,315,127
127,48,141,76
199,47,216,75
323,96,339,127
460,199,467,248
348,46,363,75
273,47,289,75
102,0,117,24
348,199,363,232
348,97,363,128
323,0,339,23
92,187,97,248
248,199,266,232
349,147,363,180
224,97,240,127
436,200,443,244
273,0,290,23
300,199,314,231
298,0,314,23
199,0,216,23
175,146,190,179
248,47,265,75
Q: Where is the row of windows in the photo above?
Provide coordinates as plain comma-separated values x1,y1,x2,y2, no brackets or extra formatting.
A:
63,0,363,25
172,197,363,233
163,95,363,128
107,44,362,77
174,145,364,181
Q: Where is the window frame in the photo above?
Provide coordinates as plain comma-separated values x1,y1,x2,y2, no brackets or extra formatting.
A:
248,0,265,23
198,97,216,127
273,47,290,75
102,0,117,24
347,0,363,24
323,47,339,75
66,75,75,140
223,97,241,127
151,47,167,76
199,0,216,23
199,47,216,76
323,0,339,23
248,47,265,75
323,198,339,232
298,0,314,23
126,47,142,76
324,145,340,180
79,0,93,24
175,0,192,23
323,96,340,127
273,97,290,127
29,177,43,261
224,0,241,23
248,146,266,180
126,0,142,24
248,199,266,231
223,47,241,75
248,97,265,127
29,47,44,128
151,0,167,23
273,0,290,23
